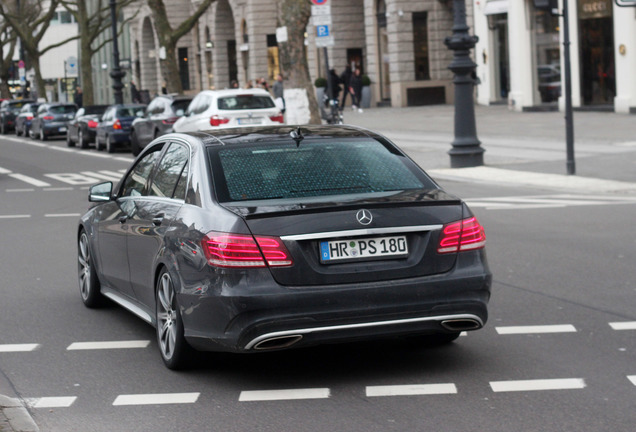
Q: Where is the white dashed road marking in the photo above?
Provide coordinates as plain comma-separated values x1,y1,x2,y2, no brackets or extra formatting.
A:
8,173,51,187
112,393,200,406
609,322,636,330
628,376,636,386
67,340,151,350
366,383,457,397
0,343,39,352
496,324,577,335
24,397,77,409
239,388,331,402
490,378,586,393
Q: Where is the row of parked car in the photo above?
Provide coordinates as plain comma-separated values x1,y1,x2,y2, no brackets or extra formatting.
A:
0,88,284,155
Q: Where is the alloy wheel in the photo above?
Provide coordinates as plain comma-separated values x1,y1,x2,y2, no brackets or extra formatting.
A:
157,272,178,361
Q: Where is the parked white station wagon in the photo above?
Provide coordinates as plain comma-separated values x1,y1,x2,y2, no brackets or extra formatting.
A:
173,89,284,132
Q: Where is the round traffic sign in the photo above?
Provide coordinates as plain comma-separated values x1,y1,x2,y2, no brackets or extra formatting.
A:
311,0,328,5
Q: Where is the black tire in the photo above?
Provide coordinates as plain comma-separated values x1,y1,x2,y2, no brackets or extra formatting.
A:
78,230,105,308
15,123,21,136
156,268,192,370
23,125,29,137
106,134,115,153
0,121,6,135
78,129,88,149
39,128,47,141
130,130,141,156
96,135,104,151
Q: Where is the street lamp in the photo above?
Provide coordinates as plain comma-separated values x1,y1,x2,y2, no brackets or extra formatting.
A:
444,0,485,168
109,0,125,104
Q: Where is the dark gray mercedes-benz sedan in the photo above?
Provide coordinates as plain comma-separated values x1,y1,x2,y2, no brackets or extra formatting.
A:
77,125,491,369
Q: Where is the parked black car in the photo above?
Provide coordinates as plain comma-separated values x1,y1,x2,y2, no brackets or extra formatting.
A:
30,103,78,140
66,105,109,149
95,104,146,153
78,125,492,369
0,99,36,134
14,103,41,137
130,95,191,156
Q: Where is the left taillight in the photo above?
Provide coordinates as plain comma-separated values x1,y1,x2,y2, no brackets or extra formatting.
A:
87,120,98,128
113,119,122,130
269,113,284,123
201,232,293,268
437,217,486,254
162,116,179,125
42,115,54,121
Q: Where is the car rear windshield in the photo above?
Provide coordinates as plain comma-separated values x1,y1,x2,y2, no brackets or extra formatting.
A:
171,99,191,115
217,95,275,110
117,107,144,117
50,105,76,114
210,138,432,202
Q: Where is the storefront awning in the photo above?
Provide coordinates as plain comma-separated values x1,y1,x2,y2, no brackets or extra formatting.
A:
483,0,508,15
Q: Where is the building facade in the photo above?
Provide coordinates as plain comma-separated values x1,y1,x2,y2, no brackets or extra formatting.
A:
473,0,636,113
123,0,467,108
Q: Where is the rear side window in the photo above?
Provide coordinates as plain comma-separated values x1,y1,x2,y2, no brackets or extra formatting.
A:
217,95,275,110
117,107,143,117
121,148,162,197
211,139,430,202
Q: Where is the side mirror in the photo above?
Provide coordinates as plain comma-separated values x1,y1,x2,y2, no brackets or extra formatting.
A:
88,181,113,202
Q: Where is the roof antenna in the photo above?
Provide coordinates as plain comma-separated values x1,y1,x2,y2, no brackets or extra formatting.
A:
290,126,304,147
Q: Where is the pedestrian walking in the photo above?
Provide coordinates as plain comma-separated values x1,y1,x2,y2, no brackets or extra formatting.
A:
339,65,352,108
130,81,141,103
272,73,285,114
349,68,363,112
74,86,83,108
329,69,342,103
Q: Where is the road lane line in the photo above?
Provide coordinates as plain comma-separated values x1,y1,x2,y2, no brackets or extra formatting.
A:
0,343,39,352
8,173,51,187
43,187,74,191
81,170,123,181
609,322,636,330
0,166,11,174
496,324,577,335
239,388,330,402
366,383,457,397
6,188,35,192
628,376,636,386
45,213,81,218
490,378,586,392
66,340,151,350
112,393,200,406
0,215,31,219
24,397,77,408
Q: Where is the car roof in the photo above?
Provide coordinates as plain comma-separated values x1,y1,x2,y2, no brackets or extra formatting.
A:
196,88,273,98
172,124,385,148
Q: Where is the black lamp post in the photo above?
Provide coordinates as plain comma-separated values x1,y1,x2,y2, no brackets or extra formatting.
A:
444,0,484,168
109,0,125,104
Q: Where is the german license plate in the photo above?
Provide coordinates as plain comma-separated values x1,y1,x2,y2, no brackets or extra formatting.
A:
238,118,261,125
320,235,408,263
59,127,67,132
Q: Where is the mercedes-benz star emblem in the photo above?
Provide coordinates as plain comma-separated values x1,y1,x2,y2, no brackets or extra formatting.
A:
356,209,373,225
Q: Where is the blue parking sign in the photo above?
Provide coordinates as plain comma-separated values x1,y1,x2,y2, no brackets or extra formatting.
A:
316,25,330,37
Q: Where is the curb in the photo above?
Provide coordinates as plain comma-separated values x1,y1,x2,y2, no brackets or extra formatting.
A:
0,395,39,432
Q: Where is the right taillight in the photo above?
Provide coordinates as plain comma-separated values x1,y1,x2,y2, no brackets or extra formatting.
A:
201,232,293,268
437,217,486,254
87,120,98,128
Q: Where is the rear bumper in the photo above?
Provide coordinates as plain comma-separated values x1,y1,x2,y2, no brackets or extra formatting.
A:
178,251,491,353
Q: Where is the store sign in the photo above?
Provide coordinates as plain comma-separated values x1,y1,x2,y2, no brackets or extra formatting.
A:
579,0,612,19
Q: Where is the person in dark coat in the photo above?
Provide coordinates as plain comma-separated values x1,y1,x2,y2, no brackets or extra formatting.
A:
328,69,341,103
349,68,363,112
339,65,352,108
74,86,83,108
130,81,141,103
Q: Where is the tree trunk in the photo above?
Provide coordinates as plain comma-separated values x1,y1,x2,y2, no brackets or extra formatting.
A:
27,48,46,100
159,42,182,94
277,0,320,124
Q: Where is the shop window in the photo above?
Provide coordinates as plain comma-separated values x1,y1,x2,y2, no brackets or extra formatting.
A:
413,12,430,80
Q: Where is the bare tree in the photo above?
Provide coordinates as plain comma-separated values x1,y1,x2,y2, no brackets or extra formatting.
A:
0,20,17,99
61,0,138,106
0,0,79,100
277,0,320,123
146,0,215,93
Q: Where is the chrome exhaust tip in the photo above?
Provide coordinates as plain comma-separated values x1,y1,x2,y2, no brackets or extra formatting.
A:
440,318,482,332
253,335,303,350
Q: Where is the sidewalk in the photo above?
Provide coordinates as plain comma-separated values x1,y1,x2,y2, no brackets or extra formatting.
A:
0,371,38,432
341,104,636,194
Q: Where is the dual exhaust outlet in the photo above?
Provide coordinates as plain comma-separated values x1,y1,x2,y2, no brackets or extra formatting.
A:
251,317,482,350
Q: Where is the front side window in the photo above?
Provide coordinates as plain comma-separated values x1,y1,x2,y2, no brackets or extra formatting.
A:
210,138,431,202
120,148,163,197
50,105,76,114
148,143,189,199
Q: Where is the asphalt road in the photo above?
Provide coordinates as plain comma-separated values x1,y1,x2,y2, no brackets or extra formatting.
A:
1,133,635,432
